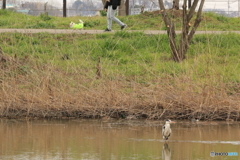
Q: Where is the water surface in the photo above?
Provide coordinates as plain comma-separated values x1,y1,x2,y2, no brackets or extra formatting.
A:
0,119,239,160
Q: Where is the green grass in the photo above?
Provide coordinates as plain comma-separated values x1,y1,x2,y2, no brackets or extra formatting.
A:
0,9,239,31
1,31,240,86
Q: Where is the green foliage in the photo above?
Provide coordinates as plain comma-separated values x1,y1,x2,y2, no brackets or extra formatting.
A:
0,8,240,84
100,10,107,16
40,12,52,21
1,32,239,85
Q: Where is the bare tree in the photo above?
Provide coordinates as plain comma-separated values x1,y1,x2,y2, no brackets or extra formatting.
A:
158,0,205,62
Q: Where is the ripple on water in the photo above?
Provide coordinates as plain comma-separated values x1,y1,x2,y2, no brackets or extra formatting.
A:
129,138,240,145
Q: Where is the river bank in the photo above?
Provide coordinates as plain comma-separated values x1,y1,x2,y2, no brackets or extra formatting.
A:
1,76,239,121
0,32,240,121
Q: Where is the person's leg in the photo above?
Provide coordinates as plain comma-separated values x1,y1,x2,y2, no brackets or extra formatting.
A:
110,7,125,27
106,5,112,30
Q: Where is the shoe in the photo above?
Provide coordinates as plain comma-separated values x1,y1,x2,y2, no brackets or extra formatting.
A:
104,28,111,32
121,25,127,30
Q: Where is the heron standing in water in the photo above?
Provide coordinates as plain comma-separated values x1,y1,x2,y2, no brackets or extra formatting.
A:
162,119,176,140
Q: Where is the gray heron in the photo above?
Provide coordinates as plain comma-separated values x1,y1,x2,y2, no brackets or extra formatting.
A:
162,119,176,140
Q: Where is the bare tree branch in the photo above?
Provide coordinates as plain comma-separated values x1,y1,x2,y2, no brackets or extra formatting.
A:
187,0,199,21
158,0,205,62
159,1,179,61
188,0,205,42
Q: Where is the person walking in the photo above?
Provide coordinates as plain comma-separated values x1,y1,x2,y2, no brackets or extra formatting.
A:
104,0,127,32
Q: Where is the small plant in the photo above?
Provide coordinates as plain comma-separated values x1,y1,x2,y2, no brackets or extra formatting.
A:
40,12,51,21
100,10,107,16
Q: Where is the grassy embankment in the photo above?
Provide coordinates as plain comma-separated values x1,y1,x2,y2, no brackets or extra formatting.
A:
0,9,240,30
0,10,240,120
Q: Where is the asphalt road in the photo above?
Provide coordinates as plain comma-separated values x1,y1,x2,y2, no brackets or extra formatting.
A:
0,29,240,35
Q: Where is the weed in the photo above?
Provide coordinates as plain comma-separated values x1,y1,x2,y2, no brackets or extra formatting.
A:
40,12,52,21
100,10,107,16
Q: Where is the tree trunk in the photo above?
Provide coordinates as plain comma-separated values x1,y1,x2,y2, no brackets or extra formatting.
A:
158,0,205,62
188,0,192,9
2,0,6,9
63,0,67,17
126,0,129,15
118,0,126,16
173,0,180,10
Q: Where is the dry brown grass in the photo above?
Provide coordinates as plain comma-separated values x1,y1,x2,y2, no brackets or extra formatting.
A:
0,54,240,121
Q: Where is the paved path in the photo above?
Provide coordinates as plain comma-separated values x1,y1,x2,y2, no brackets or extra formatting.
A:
0,29,239,35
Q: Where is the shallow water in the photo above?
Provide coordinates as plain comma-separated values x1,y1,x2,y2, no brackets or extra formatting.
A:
0,119,239,160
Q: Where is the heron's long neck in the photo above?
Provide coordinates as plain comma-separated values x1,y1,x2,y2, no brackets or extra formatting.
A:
165,123,170,128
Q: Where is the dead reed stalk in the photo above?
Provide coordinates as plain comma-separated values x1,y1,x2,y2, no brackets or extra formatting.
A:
0,54,239,121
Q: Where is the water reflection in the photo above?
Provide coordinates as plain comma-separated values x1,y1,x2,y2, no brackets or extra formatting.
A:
162,143,171,160
0,119,239,160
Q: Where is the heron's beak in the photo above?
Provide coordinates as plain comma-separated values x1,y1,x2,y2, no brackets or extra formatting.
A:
170,121,176,123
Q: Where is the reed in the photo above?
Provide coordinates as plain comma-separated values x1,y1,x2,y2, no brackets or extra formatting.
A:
0,31,239,120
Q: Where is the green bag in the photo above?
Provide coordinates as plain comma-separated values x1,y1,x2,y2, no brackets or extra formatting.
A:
72,23,84,29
